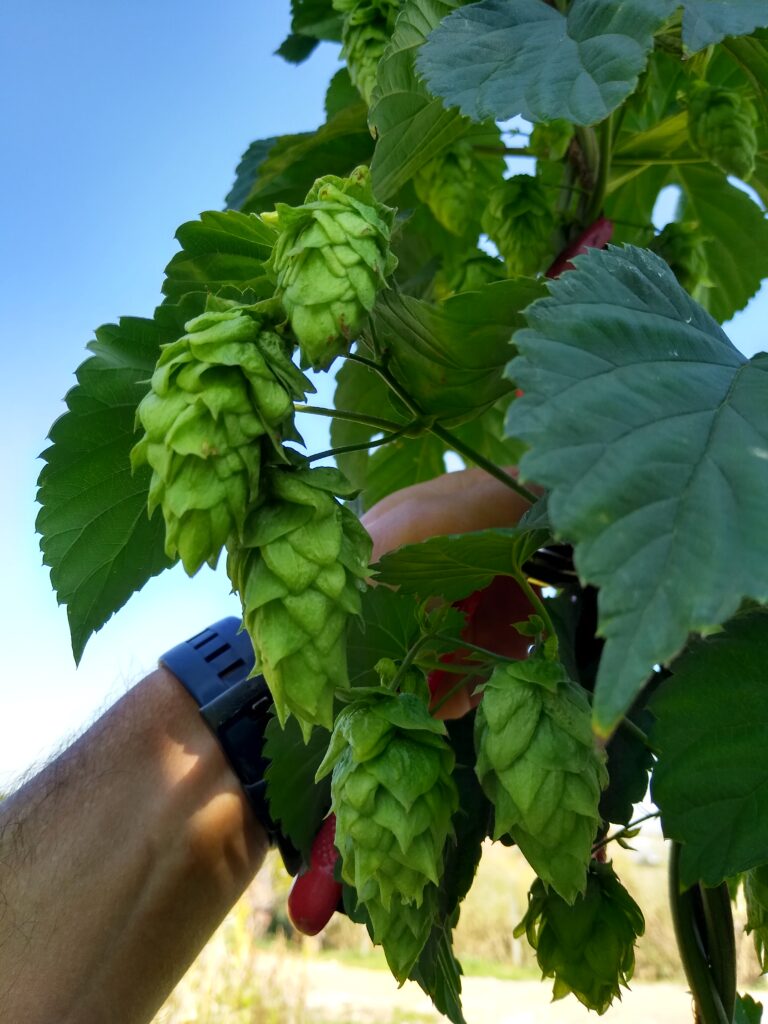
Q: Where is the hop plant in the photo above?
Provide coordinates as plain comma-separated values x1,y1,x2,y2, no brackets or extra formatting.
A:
515,862,645,1014
414,142,490,238
651,221,710,295
366,884,438,982
481,175,556,276
474,657,608,903
688,81,758,180
267,166,397,370
745,863,768,970
132,308,309,575
529,120,574,162
333,0,401,105
316,690,459,914
227,466,371,738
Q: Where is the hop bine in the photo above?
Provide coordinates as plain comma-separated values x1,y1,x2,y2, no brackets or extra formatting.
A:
266,166,397,371
132,307,309,574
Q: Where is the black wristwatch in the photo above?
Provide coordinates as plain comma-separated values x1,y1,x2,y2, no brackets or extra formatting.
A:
160,617,301,874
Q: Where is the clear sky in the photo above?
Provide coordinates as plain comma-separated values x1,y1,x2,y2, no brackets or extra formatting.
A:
1,2,766,788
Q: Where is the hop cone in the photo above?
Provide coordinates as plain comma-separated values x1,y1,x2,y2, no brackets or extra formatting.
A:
481,175,555,276
651,221,709,295
688,82,758,180
267,166,397,370
475,658,608,903
228,466,371,738
529,120,574,162
515,862,644,1014
132,308,308,575
745,864,768,970
414,142,490,238
367,884,438,982
316,690,458,913
333,0,401,104
433,251,508,300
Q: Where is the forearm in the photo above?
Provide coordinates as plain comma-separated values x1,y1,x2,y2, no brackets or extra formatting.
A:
0,667,269,1024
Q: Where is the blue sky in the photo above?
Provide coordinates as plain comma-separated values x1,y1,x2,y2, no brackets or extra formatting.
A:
1,2,766,787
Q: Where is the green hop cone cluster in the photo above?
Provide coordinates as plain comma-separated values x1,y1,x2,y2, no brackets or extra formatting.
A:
529,120,574,162
414,142,489,238
333,0,401,105
481,175,556,276
227,466,371,738
267,166,397,371
687,81,758,180
515,862,645,1014
651,221,710,295
317,690,458,975
132,308,309,574
474,657,608,903
745,863,768,970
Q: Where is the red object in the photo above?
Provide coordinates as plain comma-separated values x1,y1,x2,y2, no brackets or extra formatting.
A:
546,216,614,278
428,575,536,720
287,814,342,936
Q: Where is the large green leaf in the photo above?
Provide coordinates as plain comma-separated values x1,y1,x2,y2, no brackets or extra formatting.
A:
682,1,768,51
162,210,277,302
236,105,373,215
373,278,545,425
651,610,768,887
369,0,469,200
505,245,768,736
36,317,175,661
416,0,671,127
225,138,279,211
276,0,343,62
375,527,548,601
263,714,332,858
674,164,768,323
346,586,421,688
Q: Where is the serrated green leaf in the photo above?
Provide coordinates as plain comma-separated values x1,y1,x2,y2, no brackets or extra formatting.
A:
36,316,177,661
369,0,470,200
263,713,332,858
225,138,280,210
682,1,768,52
346,586,421,688
650,610,768,887
325,67,360,119
237,105,373,215
275,33,319,64
735,993,764,1024
375,527,548,601
674,164,768,322
600,708,654,827
277,0,342,62
373,278,546,426
505,244,768,736
162,210,278,302
416,0,671,127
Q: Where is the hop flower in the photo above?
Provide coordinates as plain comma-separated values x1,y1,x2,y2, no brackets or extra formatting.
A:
227,466,371,738
267,166,397,370
481,175,556,276
366,885,438,982
474,658,608,903
745,863,768,970
688,82,758,180
651,221,710,295
515,862,645,1014
529,120,574,162
333,0,401,104
414,141,494,238
316,691,458,914
132,308,308,575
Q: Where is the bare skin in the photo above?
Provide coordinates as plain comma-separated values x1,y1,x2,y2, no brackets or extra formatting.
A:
0,468,531,1024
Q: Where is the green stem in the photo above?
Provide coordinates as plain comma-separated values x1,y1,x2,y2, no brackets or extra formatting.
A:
473,145,537,158
432,633,520,665
585,114,614,224
512,571,557,650
591,811,659,853
388,633,433,693
294,404,404,434
428,421,539,503
347,351,423,419
699,883,737,1024
307,422,418,464
431,674,482,716
669,843,731,1024
619,716,657,753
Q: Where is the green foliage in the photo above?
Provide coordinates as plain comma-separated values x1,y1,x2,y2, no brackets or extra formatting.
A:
36,5,768,1020
507,245,768,736
651,610,768,887
745,863,768,971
